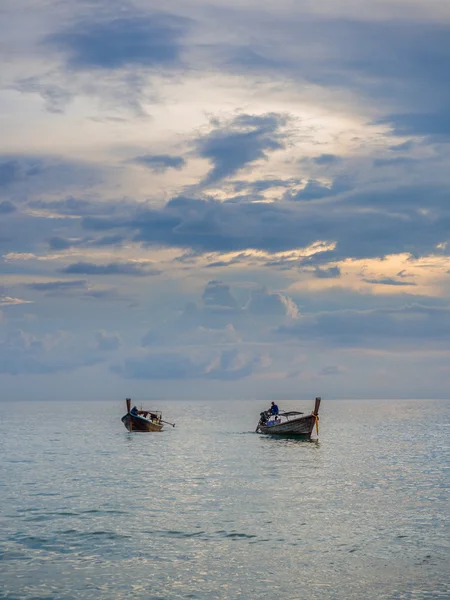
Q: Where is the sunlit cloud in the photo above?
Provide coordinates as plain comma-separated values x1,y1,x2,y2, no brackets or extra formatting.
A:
0,296,33,306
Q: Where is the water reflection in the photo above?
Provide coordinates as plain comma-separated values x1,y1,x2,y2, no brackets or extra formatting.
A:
258,432,320,447
1,399,448,600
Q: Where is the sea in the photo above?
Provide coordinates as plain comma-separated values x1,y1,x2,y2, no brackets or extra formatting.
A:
0,399,449,600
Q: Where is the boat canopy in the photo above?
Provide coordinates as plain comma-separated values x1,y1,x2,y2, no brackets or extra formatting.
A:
279,411,304,417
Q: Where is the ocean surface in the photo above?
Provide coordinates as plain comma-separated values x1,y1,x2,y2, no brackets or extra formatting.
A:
0,399,449,600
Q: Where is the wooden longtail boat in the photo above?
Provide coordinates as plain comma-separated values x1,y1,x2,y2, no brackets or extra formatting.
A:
121,398,174,432
256,397,321,438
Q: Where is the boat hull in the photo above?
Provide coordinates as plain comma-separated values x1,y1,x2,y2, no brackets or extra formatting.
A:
258,414,316,438
121,414,163,432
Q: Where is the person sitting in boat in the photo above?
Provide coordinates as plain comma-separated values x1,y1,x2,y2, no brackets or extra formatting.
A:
130,406,139,416
269,402,279,416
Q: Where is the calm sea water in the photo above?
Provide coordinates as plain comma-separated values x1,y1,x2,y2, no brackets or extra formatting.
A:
0,399,449,600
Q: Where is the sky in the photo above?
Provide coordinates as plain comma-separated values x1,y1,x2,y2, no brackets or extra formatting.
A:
1,0,450,401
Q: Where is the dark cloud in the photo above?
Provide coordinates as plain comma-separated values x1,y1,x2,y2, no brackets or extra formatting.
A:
61,262,161,276
47,13,190,70
32,196,129,217
80,187,450,262
224,16,450,137
0,157,43,188
0,156,102,198
313,154,341,166
31,196,92,215
91,234,125,247
132,154,186,172
278,304,450,348
26,280,88,292
362,277,417,286
379,113,450,139
314,266,341,279
205,257,243,269
48,236,77,251
194,113,288,184
286,177,352,201
48,233,125,250
0,200,16,214
305,19,444,92
83,288,131,302
202,280,240,312
389,141,415,152
373,157,417,168
341,184,450,213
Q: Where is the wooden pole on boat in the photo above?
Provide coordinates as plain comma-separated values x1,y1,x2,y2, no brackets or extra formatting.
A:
126,398,132,432
313,397,321,415
312,397,321,435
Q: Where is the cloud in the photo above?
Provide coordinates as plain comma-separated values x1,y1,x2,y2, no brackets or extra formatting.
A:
204,348,268,380
0,330,100,375
314,266,341,279
245,287,298,318
26,280,88,293
389,141,415,152
278,305,450,348
313,154,341,166
139,281,299,352
31,196,95,216
0,157,43,188
319,365,346,376
61,261,161,276
95,330,121,351
202,280,240,312
81,186,450,262
13,77,73,113
194,113,288,184
83,288,131,302
47,13,190,70
287,177,352,201
116,351,198,380
48,237,77,251
379,112,450,139
48,233,125,250
373,157,417,168
227,16,450,116
0,200,16,214
115,347,266,380
0,295,33,307
362,277,417,286
0,156,103,197
132,154,186,173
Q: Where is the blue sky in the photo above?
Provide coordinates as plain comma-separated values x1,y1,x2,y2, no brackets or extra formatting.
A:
1,0,450,400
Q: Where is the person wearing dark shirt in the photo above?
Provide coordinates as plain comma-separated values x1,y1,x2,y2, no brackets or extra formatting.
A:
130,406,139,416
269,402,279,415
